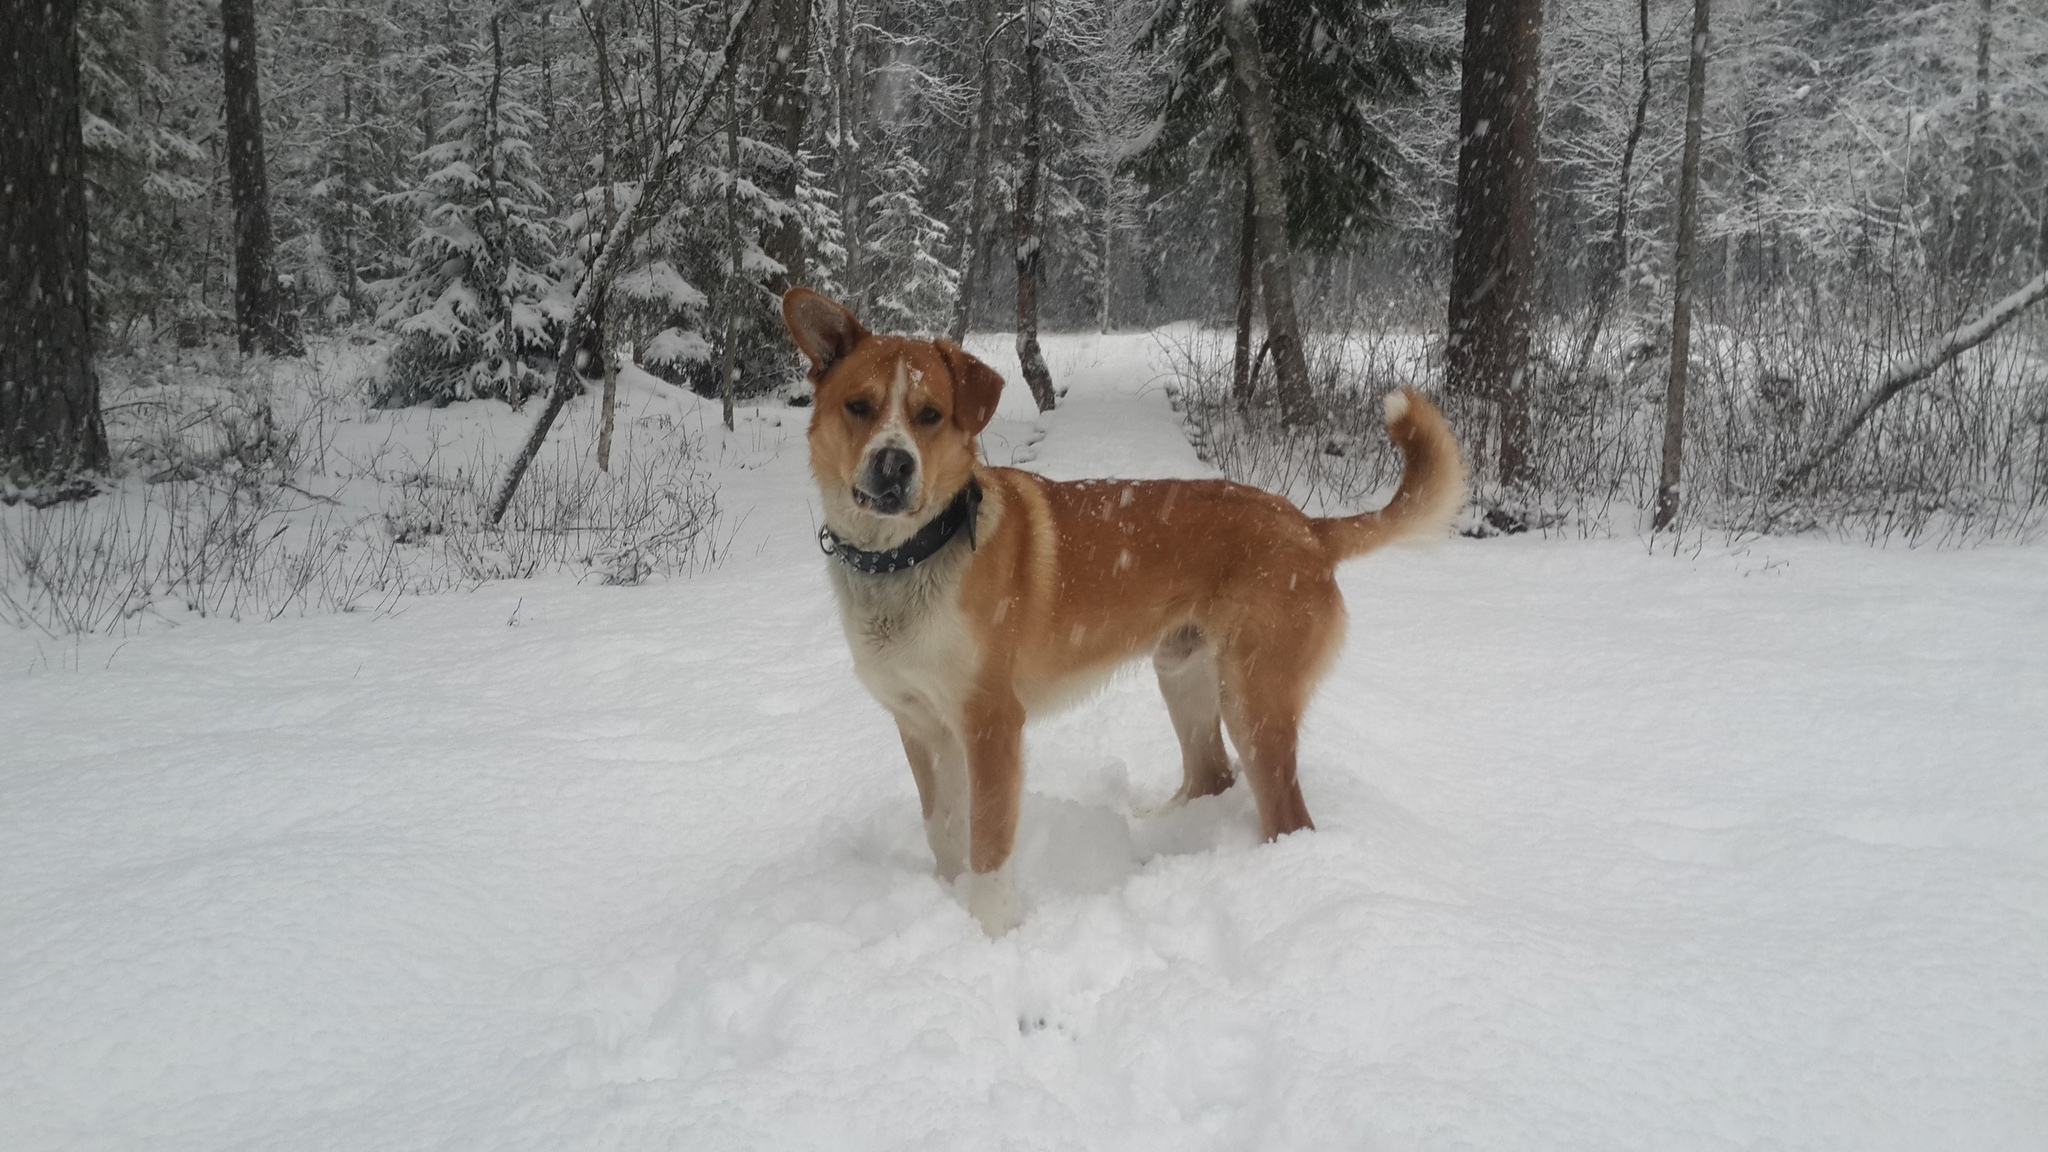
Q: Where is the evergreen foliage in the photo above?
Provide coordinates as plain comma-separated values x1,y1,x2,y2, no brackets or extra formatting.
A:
1132,0,1444,252
374,33,557,405
78,0,209,340
858,133,957,334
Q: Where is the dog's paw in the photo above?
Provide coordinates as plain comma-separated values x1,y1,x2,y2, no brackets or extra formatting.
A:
957,868,1022,938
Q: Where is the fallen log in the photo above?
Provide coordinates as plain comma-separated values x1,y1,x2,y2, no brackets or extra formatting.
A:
1775,267,2048,495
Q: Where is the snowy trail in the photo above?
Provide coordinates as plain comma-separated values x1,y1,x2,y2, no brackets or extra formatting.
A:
5,334,2048,1151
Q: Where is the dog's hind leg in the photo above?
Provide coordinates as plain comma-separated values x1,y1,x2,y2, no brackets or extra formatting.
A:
1217,587,1343,841
1153,625,1234,802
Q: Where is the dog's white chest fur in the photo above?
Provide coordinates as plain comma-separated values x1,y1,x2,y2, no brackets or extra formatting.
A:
827,548,980,730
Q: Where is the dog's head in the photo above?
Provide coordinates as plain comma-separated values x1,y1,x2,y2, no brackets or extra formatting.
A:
782,288,1004,526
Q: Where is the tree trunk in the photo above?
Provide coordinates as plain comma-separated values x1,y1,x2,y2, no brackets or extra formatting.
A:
487,13,524,404
834,0,864,310
1098,162,1116,335
1231,147,1258,408
594,4,620,474
222,0,294,356
1221,0,1313,428
1447,0,1543,490
1013,0,1055,412
1957,0,1993,278
2,0,108,491
1655,0,1710,532
721,25,743,433
762,0,811,293
1568,0,1649,387
948,0,1000,343
541,8,553,132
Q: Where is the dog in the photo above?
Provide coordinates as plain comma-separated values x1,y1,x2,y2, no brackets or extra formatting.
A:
782,288,1465,935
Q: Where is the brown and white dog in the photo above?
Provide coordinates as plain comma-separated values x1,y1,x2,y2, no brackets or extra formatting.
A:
782,288,1465,935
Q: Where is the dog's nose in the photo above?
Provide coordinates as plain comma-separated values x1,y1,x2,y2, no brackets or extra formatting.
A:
858,447,918,513
871,447,916,489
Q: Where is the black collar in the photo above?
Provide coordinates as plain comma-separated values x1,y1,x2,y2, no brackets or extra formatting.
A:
820,479,982,575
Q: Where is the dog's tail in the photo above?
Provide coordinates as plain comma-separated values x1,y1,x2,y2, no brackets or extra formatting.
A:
1311,388,1467,562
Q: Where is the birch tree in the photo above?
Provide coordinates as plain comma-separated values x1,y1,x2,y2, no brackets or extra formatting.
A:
1013,0,1057,412
1655,0,1709,531
1221,0,1313,426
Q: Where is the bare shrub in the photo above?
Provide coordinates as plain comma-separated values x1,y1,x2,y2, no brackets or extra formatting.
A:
1159,324,1416,518
383,409,726,586
1167,282,2048,544
0,478,403,635
1,343,726,636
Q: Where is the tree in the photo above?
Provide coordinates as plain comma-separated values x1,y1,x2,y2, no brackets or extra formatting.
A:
1565,0,1650,388
829,0,868,309
1446,0,1542,493
861,135,959,333
760,0,812,294
720,15,744,431
1062,0,1153,334
3,0,110,493
222,0,296,355
1655,0,1709,531
490,0,760,525
1956,0,1994,278
1135,0,1433,412
1221,0,1313,426
376,18,556,406
947,0,1004,343
78,0,208,337
1012,0,1056,412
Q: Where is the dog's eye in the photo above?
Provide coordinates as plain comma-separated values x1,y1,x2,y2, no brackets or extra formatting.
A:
845,398,874,419
916,406,943,426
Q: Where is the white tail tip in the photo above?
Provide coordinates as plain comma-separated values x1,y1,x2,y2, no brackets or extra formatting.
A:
1382,390,1411,425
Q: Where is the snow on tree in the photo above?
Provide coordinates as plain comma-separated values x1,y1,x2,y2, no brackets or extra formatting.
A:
857,134,957,334
375,19,556,406
77,0,208,340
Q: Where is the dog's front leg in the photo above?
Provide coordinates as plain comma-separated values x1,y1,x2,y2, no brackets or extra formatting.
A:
961,686,1026,937
896,716,967,882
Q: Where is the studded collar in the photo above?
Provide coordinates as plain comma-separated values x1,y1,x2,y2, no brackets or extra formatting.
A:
819,479,982,575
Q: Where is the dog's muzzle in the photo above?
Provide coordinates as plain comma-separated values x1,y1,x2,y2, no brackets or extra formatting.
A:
854,446,918,516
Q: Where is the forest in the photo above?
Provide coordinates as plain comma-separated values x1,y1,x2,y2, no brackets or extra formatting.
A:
5,0,2048,630
6,4,2048,1141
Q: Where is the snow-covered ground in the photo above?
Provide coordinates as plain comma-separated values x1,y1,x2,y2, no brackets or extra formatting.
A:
4,333,2046,1151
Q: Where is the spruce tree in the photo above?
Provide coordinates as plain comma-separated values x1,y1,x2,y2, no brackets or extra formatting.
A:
1134,0,1437,254
376,23,555,405
859,137,958,334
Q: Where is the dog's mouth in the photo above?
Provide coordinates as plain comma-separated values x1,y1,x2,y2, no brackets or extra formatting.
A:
852,484,918,517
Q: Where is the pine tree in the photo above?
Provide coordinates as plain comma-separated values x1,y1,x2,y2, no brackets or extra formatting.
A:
1134,0,1440,414
1134,0,1436,254
77,0,207,340
4,0,110,492
376,22,556,406
860,137,958,333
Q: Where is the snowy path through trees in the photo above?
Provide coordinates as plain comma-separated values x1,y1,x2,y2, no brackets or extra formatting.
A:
4,334,2047,1150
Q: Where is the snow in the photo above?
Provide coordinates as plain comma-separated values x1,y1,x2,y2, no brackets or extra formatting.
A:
5,333,2047,1150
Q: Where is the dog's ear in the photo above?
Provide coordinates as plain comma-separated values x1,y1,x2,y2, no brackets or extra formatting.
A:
782,288,869,380
935,340,1005,435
